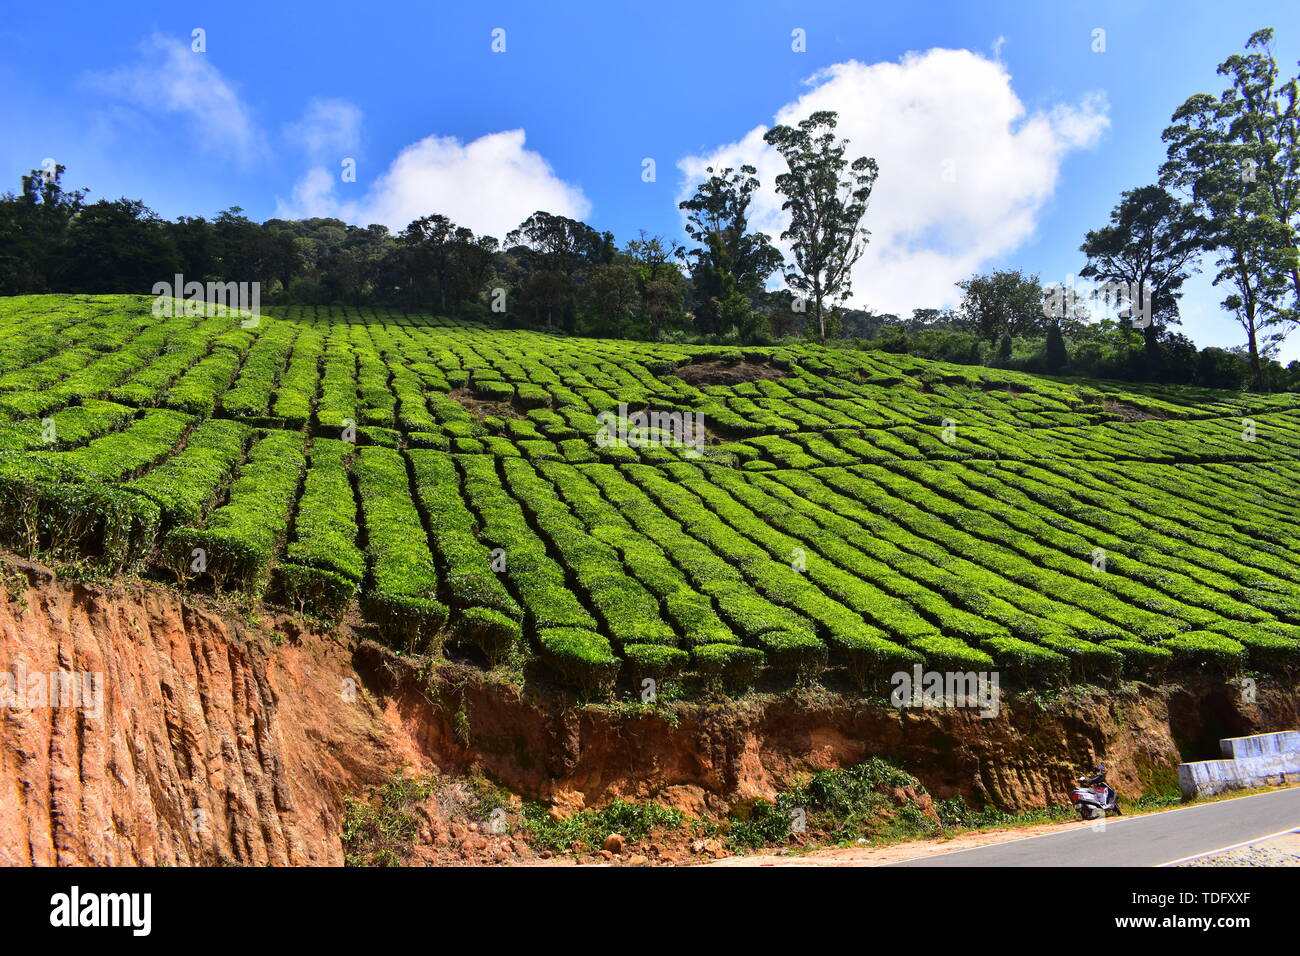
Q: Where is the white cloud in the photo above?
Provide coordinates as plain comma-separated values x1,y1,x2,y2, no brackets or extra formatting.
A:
678,49,1110,317
284,98,363,160
276,129,591,238
85,32,265,162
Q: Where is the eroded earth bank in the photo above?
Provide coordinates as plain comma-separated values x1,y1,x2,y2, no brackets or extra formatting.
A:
2,557,1296,866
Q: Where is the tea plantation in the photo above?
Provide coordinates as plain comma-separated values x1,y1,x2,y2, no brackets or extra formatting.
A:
4,294,1300,694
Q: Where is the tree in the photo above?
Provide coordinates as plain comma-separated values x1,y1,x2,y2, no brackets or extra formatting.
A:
1218,29,1300,304
1045,321,1068,372
260,224,303,293
763,110,878,342
320,224,390,304
1217,208,1297,385
624,231,683,282
63,198,180,292
996,331,1013,364
211,207,265,280
0,164,87,294
505,211,610,329
167,216,216,280
399,214,459,310
507,211,610,281
956,270,1045,341
768,290,803,339
451,232,499,307
583,263,640,337
678,165,782,335
519,269,574,329
1079,185,1204,360
624,232,686,338
1161,28,1300,388
641,278,685,339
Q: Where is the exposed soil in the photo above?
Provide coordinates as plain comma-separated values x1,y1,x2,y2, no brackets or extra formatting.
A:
982,383,1029,396
1103,400,1169,422
2,555,1298,866
673,360,788,387
345,773,547,866
449,386,525,421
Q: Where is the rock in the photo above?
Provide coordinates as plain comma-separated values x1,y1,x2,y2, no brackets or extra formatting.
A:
658,784,708,817
549,792,587,818
691,837,725,857
627,854,649,866
914,791,939,823
602,833,626,854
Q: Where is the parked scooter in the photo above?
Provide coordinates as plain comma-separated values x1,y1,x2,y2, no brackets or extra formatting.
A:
1069,764,1122,821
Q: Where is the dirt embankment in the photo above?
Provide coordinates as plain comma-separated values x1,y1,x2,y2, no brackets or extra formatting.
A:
673,360,788,387
1,558,1297,865
0,558,415,865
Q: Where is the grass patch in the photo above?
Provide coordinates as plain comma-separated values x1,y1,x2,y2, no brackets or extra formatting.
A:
522,799,684,853
725,758,1076,852
341,774,437,867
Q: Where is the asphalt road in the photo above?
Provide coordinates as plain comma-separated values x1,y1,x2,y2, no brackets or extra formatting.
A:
882,787,1300,867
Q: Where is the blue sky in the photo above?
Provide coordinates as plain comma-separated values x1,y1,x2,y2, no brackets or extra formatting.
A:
2,0,1296,358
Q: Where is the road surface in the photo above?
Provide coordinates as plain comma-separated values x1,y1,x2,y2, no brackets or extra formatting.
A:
882,787,1300,867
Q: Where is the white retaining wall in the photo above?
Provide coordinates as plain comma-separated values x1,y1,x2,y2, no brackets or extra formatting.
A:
1177,730,1300,799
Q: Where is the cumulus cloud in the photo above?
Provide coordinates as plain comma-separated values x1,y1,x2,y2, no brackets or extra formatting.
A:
85,32,265,162
276,129,591,238
678,49,1109,316
284,98,363,160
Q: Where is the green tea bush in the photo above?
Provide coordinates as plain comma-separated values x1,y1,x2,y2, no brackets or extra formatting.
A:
1102,639,1172,681
1161,631,1246,674
3,297,1300,694
981,636,1070,685
354,446,447,649
162,430,305,593
623,643,689,683
910,635,994,672
538,627,620,693
1038,634,1124,684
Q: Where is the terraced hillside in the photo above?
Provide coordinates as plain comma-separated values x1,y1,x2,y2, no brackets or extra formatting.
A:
3,294,1300,695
